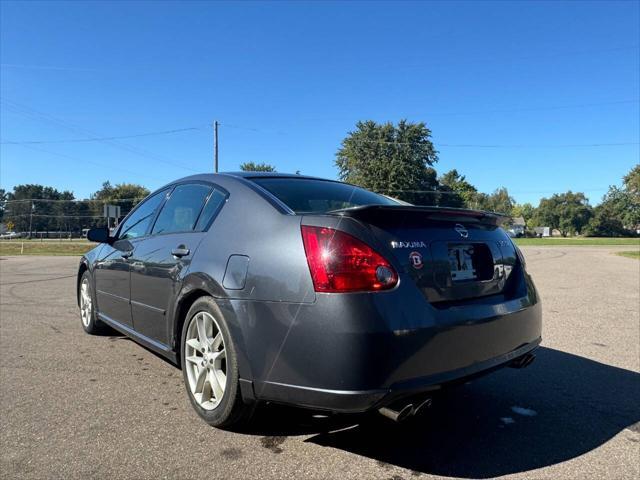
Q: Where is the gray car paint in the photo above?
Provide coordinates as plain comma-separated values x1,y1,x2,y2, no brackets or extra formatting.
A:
93,239,135,328
79,172,542,413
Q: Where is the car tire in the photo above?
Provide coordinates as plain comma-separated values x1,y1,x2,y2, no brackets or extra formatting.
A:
79,271,106,335
180,296,251,429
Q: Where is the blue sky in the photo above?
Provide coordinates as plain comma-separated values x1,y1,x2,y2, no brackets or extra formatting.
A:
1,0,638,205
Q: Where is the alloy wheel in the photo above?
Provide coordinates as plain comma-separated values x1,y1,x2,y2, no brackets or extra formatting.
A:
80,278,92,327
184,311,227,410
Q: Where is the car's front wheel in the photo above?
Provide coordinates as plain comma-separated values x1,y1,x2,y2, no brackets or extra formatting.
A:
180,297,251,428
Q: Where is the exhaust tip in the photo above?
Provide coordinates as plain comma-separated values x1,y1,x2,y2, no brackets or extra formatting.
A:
413,397,433,416
378,403,414,422
378,397,433,422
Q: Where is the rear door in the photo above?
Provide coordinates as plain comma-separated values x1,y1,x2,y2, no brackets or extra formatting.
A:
129,184,227,346
93,189,168,327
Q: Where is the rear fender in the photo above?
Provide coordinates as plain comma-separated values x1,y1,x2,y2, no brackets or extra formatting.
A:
171,273,253,383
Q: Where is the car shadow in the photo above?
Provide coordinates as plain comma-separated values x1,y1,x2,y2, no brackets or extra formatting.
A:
247,347,640,478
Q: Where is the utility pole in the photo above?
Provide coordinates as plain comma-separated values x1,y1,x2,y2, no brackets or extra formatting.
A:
214,121,219,173
28,201,34,239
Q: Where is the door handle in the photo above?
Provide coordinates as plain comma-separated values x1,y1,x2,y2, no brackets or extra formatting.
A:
121,250,133,259
171,246,190,258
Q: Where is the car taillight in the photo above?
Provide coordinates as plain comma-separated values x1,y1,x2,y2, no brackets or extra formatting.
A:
300,225,398,293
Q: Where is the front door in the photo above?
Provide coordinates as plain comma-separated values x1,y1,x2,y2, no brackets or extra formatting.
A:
94,239,134,327
94,188,169,328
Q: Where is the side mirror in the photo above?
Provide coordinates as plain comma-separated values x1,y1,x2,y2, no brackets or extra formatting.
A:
86,227,111,243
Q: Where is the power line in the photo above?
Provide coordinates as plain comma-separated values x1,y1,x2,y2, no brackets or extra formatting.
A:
6,213,116,218
0,127,205,145
214,104,640,148
4,197,146,204
0,63,99,71
421,99,640,117
380,187,609,194
344,138,639,148
9,143,169,182
437,142,639,148
480,44,640,62
222,122,287,136
0,98,202,173
143,100,640,142
3,44,636,74
384,44,640,70
3,97,637,154
282,99,640,124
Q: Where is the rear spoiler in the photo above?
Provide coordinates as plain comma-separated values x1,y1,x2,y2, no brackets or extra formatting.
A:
329,205,510,227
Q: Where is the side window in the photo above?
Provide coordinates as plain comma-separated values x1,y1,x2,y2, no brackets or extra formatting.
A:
118,189,168,240
195,189,227,231
151,184,211,235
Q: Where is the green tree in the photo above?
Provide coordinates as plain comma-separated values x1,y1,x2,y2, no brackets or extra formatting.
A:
5,184,76,235
535,191,593,237
584,166,640,236
438,169,478,208
511,202,536,227
90,182,150,224
239,162,276,172
601,186,638,228
336,120,439,205
54,190,75,234
91,181,150,203
489,187,515,214
0,189,6,223
472,187,515,214
468,192,486,210
623,164,640,196
584,201,630,237
621,164,640,229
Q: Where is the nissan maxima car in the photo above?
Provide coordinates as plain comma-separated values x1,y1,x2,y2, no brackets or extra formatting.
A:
78,172,541,427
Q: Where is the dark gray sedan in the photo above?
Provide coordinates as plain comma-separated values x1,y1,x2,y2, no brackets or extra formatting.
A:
78,173,541,427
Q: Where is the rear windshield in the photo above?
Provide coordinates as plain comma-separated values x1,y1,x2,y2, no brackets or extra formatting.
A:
251,177,399,214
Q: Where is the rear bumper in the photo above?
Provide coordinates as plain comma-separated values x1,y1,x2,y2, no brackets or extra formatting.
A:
256,337,540,413
235,265,542,413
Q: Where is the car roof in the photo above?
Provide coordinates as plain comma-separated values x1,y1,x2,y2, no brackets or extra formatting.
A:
161,172,340,187
223,171,332,181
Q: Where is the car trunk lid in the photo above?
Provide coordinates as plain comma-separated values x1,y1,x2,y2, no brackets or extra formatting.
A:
330,205,517,303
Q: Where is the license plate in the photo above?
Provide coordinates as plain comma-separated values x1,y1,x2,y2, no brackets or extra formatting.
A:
448,244,477,281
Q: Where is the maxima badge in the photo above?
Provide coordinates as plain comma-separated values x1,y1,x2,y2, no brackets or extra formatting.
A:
454,224,469,238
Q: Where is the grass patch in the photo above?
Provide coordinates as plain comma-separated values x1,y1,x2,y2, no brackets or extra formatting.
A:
514,237,640,247
0,241,94,256
615,251,640,260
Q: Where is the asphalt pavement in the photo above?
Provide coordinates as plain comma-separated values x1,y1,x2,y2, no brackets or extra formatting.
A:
1,247,638,479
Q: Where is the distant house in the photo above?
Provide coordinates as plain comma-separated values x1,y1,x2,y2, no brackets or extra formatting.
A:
506,216,526,237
